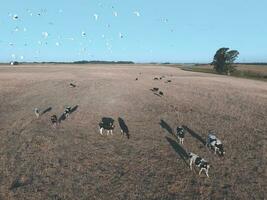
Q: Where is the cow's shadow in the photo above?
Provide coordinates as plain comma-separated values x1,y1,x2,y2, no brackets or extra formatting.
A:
118,117,130,139
159,119,174,135
182,125,206,145
166,137,189,166
41,107,52,115
70,105,78,114
153,93,162,97
58,113,66,123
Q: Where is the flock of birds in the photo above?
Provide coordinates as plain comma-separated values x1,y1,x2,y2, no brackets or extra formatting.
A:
3,4,174,61
5,7,141,60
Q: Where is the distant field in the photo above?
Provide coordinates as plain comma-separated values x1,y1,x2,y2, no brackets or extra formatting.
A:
180,64,267,81
235,64,267,74
0,64,266,199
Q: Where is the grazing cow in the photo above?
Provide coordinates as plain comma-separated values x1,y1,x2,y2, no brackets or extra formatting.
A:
99,118,115,135
70,83,76,87
152,87,159,92
176,126,185,144
188,152,210,177
50,115,58,128
206,132,225,156
63,107,72,118
34,108,40,118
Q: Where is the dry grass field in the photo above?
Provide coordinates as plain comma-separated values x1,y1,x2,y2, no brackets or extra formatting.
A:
188,64,267,73
235,64,267,75
0,64,266,199
183,64,267,80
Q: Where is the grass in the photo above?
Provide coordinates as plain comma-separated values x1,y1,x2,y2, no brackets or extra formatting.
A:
181,67,216,74
231,70,267,80
180,64,267,81
0,64,266,199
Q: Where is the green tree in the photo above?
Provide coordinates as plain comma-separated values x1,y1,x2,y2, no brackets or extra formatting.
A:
212,48,239,75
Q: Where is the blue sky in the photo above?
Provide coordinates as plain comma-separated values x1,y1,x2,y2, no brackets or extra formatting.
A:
0,0,266,63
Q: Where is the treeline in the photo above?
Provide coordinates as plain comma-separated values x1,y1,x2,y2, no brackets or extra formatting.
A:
73,60,134,64
235,62,267,65
3,60,135,65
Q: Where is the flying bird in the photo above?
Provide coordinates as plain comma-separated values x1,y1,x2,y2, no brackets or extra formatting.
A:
113,11,118,17
12,15,19,20
94,14,98,21
81,31,86,37
42,32,49,39
133,11,140,17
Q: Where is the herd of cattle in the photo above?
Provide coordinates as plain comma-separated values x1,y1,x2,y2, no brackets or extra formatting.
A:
94,117,225,178
176,126,225,177
33,77,225,178
34,106,73,128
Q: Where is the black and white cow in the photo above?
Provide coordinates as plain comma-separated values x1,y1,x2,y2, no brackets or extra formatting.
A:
34,108,40,118
50,115,58,128
188,152,210,177
206,133,225,156
99,118,115,135
63,107,72,118
176,126,185,144
152,87,159,92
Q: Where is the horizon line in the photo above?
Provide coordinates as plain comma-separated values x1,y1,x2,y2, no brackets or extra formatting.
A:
2,60,267,65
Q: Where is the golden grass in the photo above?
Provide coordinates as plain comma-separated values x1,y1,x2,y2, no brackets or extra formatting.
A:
0,64,266,199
